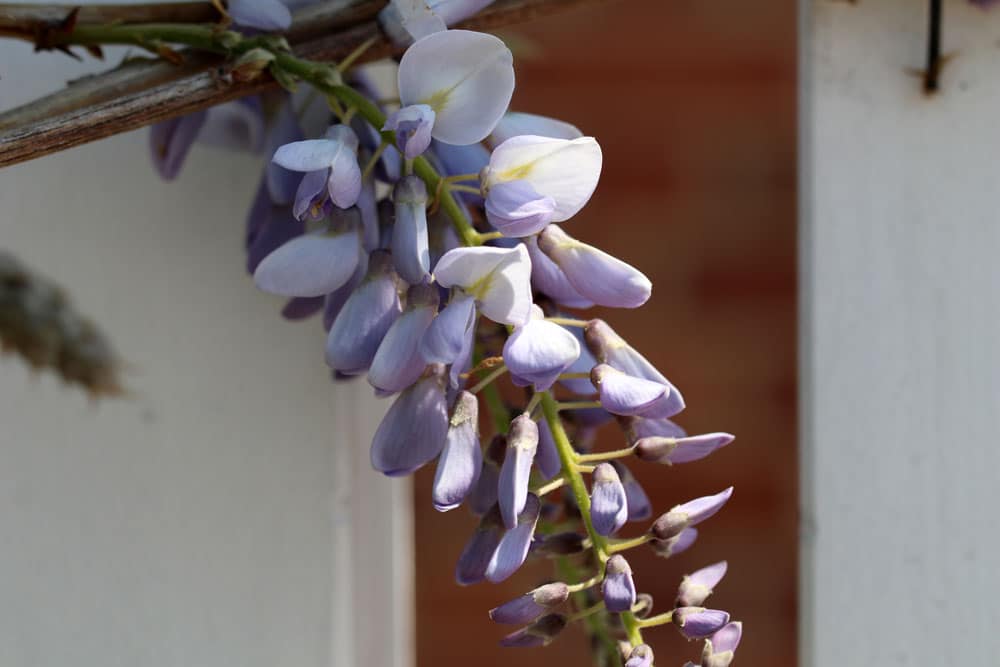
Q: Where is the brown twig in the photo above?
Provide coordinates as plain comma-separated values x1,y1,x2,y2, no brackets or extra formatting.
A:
0,0,598,169
0,2,221,41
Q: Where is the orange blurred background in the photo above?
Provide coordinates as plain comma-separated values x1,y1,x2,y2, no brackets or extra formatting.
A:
413,0,797,665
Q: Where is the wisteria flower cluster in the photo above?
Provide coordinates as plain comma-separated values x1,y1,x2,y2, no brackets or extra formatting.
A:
149,1,743,663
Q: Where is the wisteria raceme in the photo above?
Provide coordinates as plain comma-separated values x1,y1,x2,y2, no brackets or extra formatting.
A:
145,13,742,665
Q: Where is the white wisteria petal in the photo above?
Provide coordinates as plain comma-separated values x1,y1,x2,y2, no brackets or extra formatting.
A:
483,135,602,222
272,139,343,172
433,245,532,325
398,30,515,145
489,111,582,146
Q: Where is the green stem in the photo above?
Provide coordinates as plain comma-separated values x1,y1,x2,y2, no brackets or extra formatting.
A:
468,364,507,394
606,534,652,554
540,392,645,649
576,447,635,464
637,610,673,628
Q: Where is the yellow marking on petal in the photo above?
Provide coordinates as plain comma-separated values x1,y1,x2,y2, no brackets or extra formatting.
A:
421,88,452,113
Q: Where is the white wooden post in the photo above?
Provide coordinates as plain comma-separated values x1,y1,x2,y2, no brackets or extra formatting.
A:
802,0,1000,663
0,29,412,667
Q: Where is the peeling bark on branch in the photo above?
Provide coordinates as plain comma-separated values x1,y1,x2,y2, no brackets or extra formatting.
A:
0,0,598,168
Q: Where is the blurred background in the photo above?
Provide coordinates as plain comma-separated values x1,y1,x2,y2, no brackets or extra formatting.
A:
414,1,797,664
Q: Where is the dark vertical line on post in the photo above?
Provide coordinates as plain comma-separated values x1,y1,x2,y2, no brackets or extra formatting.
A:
924,0,942,93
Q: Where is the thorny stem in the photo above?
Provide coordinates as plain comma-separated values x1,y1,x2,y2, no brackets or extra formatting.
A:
541,392,645,649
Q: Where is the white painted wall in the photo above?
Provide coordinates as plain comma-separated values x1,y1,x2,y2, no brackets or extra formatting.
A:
801,0,1000,664
0,23,411,667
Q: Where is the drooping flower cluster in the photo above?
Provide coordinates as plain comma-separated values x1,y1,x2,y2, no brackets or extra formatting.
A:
149,2,742,663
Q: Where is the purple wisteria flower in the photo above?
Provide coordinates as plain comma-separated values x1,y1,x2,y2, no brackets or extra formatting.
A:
673,607,731,640
498,613,567,648
370,365,449,476
420,292,476,364
490,582,569,625
503,306,580,390
651,526,699,559
701,622,743,667
676,561,728,608
486,493,540,582
368,283,438,393
253,222,361,297
651,487,734,541
498,413,539,528
602,554,637,613
468,434,505,515
272,125,362,209
590,462,628,536
591,363,678,419
538,225,651,308
325,250,401,374
525,236,594,309
585,319,685,413
455,505,505,585
635,432,735,465
432,390,481,511
383,104,436,159
390,175,432,283
397,30,515,145
624,644,654,667
533,417,562,480
149,112,207,181
432,244,532,325
481,135,602,236
611,461,652,522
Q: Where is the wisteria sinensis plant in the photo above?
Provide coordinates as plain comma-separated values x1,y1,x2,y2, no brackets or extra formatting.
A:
0,0,742,664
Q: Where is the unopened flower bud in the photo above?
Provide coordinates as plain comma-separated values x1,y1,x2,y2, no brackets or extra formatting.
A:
490,582,570,624
432,390,481,511
498,413,539,528
486,494,541,583
650,527,699,559
538,225,650,308
677,561,728,607
391,175,431,284
455,505,504,585
590,462,628,536
469,434,506,515
651,487,734,540
601,554,636,613
624,644,654,667
370,365,448,476
673,607,731,640
498,613,567,648
591,363,675,418
702,621,743,667
610,461,651,521
635,433,734,465
585,319,685,415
